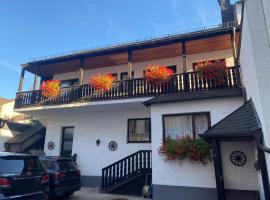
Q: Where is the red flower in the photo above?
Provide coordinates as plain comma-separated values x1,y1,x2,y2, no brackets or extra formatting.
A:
145,65,173,84
196,60,227,85
89,73,116,94
40,80,61,98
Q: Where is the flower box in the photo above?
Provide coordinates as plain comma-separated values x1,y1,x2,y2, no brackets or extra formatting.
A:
89,73,116,93
144,65,173,84
159,136,212,165
40,80,61,99
195,60,227,85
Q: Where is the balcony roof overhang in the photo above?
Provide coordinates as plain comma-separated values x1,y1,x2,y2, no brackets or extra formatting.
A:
22,23,240,77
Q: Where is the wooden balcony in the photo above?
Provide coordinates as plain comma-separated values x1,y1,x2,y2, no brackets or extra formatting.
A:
14,67,241,109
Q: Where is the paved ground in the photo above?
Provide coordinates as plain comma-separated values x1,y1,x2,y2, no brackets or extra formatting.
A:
61,187,142,200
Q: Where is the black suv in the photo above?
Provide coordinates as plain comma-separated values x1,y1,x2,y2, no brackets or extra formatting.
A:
39,157,81,199
0,152,49,200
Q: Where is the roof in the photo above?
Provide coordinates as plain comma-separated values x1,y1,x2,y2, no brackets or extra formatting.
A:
6,121,32,132
39,156,73,161
0,97,12,106
0,152,37,158
23,21,239,67
201,99,261,139
143,88,243,106
5,122,45,145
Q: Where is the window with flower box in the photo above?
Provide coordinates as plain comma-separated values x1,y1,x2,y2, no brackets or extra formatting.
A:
127,118,151,143
163,112,210,140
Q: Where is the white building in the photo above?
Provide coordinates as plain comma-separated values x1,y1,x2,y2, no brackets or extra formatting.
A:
13,0,270,200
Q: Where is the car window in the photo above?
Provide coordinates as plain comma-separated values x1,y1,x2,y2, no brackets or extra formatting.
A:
40,160,57,171
0,157,39,175
57,160,77,171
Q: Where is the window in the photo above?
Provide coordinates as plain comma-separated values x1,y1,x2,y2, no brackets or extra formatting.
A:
120,71,134,80
61,127,74,158
60,79,79,88
111,73,118,80
127,118,151,143
0,158,39,175
57,160,77,170
167,65,177,74
163,113,210,140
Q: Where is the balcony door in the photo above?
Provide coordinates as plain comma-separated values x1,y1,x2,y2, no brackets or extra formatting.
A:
60,127,74,158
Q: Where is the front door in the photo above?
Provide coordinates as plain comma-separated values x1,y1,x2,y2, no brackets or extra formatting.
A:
60,127,74,158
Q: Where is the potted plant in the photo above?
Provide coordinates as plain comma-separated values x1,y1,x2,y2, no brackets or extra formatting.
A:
40,80,61,99
158,136,212,165
144,65,173,84
195,60,227,85
89,73,116,94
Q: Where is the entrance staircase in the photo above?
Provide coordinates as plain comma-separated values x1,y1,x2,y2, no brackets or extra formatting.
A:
101,150,152,192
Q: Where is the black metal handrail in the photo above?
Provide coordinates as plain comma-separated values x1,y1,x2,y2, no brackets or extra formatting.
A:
101,150,152,191
14,66,241,109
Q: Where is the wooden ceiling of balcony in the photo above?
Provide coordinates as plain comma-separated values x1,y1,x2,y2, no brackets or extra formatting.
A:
35,33,238,76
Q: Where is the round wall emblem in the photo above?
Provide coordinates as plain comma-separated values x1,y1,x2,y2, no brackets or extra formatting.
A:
108,141,117,151
230,151,247,167
47,141,55,150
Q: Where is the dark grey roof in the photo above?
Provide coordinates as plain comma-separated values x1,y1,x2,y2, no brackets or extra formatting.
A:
5,122,45,145
6,121,32,132
24,21,239,66
143,88,243,106
202,99,261,138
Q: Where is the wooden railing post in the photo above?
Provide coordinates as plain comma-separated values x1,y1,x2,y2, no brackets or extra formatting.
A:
183,73,190,92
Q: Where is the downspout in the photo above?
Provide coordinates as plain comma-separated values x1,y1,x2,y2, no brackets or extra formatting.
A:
254,130,270,200
255,130,270,153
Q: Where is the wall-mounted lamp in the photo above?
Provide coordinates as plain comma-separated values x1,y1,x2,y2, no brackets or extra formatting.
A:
0,118,6,129
96,139,101,146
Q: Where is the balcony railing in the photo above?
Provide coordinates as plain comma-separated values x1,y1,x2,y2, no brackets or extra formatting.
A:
14,67,241,109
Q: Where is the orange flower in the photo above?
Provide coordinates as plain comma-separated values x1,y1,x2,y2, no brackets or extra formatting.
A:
40,80,61,98
89,73,116,93
145,65,173,84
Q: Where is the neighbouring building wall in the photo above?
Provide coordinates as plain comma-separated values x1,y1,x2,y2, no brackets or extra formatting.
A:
0,101,31,151
240,0,270,199
44,107,151,186
53,49,235,82
151,97,246,200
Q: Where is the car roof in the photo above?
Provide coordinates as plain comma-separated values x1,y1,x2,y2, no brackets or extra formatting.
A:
0,151,38,158
39,156,73,161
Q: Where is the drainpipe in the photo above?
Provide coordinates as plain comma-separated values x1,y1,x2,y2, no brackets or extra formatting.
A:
254,130,270,200
255,131,270,153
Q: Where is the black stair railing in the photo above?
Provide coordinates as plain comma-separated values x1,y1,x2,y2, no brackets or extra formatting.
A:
101,150,152,191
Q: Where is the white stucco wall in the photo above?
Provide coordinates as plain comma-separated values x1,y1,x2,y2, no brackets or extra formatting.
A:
151,97,245,189
240,0,270,198
44,107,151,176
220,141,258,191
53,49,235,82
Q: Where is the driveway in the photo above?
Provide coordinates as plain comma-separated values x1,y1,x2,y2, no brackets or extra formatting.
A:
62,187,142,200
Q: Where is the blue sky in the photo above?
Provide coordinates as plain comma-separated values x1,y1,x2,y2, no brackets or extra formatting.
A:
0,0,235,99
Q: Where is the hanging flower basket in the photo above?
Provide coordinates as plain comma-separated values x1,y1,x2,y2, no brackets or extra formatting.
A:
40,80,61,99
196,60,227,85
145,65,173,84
158,136,212,165
89,73,116,94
